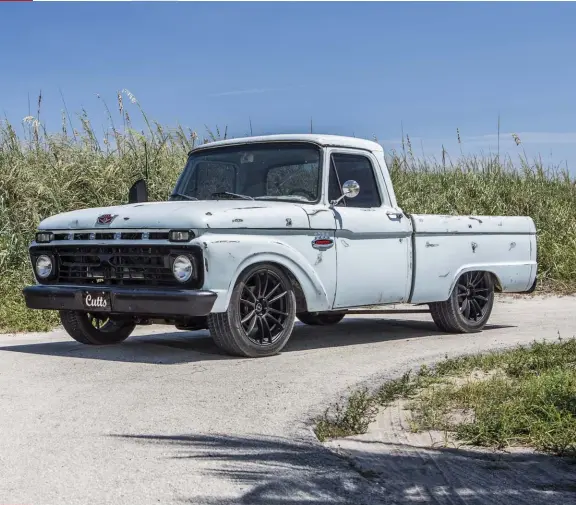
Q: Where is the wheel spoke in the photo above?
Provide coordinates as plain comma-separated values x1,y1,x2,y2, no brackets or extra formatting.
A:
261,274,269,299
241,310,256,324
264,282,281,301
457,283,467,292
262,315,273,341
269,307,288,317
474,294,488,303
265,312,283,330
244,287,258,302
269,291,287,304
240,297,255,308
471,271,484,287
246,313,257,334
471,299,482,319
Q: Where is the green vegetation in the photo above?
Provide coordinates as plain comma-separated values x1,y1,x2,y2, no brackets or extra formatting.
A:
314,338,576,457
0,91,574,331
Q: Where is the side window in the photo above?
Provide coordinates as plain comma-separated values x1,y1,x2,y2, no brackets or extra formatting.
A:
330,153,382,208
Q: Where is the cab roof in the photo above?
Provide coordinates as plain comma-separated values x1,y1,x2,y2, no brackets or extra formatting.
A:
190,134,383,153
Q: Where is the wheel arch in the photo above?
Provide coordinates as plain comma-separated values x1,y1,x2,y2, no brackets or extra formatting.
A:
447,266,503,300
210,252,330,313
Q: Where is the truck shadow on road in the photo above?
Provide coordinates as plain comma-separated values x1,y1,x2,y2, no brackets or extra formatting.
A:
0,317,514,365
114,432,576,505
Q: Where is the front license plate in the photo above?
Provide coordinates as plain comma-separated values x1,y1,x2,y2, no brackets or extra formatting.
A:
82,291,112,312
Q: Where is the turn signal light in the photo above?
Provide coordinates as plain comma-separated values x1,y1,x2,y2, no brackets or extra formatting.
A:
169,230,194,242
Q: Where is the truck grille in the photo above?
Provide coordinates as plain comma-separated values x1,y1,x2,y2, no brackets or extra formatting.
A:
30,245,202,288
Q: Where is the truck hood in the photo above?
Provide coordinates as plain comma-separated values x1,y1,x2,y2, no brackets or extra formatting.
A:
38,200,312,230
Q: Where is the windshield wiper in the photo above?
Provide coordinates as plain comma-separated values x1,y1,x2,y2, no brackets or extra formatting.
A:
170,192,198,201
211,192,254,200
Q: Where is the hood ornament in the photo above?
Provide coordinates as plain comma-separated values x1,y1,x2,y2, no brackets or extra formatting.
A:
96,213,118,226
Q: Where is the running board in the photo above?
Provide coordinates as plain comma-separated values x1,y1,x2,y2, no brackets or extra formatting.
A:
345,308,430,315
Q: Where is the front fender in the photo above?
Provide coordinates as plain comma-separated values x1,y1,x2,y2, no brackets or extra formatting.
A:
196,233,332,313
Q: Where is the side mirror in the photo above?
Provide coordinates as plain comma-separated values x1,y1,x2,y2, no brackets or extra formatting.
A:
330,180,360,206
342,180,360,199
129,179,148,204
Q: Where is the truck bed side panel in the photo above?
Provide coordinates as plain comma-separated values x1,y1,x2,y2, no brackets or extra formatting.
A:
409,214,537,303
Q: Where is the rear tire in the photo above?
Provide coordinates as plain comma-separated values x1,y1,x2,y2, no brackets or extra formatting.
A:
297,311,346,326
208,263,297,358
60,310,135,345
429,271,495,333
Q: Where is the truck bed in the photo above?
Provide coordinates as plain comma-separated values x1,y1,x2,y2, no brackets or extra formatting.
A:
408,214,537,303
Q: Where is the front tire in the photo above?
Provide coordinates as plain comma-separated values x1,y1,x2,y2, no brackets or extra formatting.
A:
297,311,346,326
60,311,135,345
208,263,297,358
429,271,495,333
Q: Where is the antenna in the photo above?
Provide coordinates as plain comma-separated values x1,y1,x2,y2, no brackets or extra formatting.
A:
144,140,149,181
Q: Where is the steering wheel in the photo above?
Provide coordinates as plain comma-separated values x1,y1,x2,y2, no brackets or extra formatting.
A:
288,188,316,200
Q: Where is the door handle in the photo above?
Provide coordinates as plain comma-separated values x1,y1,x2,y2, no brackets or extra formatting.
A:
386,210,403,220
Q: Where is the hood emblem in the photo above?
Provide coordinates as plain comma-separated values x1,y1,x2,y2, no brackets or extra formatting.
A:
96,213,118,225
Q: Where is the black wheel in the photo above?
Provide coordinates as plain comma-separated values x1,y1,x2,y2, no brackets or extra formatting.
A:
207,263,296,358
429,271,495,333
297,311,346,326
59,310,135,345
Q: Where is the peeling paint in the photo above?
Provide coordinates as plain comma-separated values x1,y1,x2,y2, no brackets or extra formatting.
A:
286,218,292,226
204,258,209,272
425,242,439,248
232,218,243,223
203,242,208,250
509,242,516,251
399,238,403,243
471,242,478,253
205,212,212,216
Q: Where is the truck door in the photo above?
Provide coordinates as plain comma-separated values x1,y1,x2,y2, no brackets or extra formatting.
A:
328,149,412,308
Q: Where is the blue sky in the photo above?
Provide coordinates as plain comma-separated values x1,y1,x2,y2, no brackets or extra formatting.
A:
2,2,576,170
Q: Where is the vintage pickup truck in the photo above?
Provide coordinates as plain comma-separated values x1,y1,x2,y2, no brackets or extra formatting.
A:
23,134,537,357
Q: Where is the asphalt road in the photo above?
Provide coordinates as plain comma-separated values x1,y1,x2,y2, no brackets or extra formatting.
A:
1,295,574,505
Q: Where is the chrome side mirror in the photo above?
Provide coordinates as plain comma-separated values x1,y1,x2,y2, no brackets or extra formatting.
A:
330,180,360,206
342,180,360,199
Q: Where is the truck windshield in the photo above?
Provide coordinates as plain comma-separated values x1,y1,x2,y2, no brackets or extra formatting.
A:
170,142,322,203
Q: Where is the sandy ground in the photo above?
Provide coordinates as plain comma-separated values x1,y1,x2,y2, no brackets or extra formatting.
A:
0,295,575,504
325,398,576,505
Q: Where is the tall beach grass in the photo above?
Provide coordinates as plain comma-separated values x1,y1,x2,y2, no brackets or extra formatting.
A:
1,91,574,331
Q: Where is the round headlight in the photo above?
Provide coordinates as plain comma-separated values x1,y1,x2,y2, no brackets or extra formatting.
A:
35,255,53,279
172,255,193,283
